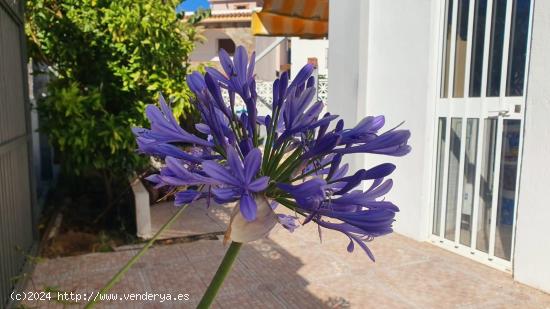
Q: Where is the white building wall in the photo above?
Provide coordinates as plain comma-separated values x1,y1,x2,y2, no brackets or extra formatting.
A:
513,1,550,293
329,0,436,241
290,38,329,78
363,0,436,241
210,0,258,11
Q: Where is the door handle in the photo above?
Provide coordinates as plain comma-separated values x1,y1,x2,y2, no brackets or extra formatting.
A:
488,110,510,116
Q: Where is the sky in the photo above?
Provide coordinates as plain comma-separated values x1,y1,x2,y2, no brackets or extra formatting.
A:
176,0,210,13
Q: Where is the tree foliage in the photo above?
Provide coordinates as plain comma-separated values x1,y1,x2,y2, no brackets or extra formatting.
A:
26,0,207,184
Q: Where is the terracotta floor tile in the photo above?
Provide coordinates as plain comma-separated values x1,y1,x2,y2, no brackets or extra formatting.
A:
19,206,550,308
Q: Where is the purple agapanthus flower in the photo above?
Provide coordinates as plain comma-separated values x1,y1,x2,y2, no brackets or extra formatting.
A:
133,45,411,259
203,147,269,221
132,95,212,148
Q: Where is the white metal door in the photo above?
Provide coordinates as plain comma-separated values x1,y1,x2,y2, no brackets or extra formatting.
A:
431,0,533,272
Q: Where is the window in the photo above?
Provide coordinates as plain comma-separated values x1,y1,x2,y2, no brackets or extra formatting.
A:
440,0,532,99
218,39,236,55
469,0,488,97
235,5,248,9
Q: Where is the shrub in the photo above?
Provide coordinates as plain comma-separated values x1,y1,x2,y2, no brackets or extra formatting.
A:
26,0,208,201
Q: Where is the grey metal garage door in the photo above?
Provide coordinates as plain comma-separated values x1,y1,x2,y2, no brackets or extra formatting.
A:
0,0,36,305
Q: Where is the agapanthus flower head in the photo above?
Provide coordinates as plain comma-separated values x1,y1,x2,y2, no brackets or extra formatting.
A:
133,46,411,259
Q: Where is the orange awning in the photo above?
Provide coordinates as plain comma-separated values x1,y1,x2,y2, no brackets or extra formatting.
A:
251,0,328,38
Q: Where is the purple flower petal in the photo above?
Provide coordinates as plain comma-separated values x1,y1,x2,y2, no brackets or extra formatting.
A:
139,99,212,147
195,123,211,134
187,72,207,94
175,190,203,206
243,148,262,183
289,64,314,90
164,157,216,184
239,193,257,221
277,214,300,232
202,160,240,187
212,187,240,201
205,67,229,87
278,178,326,211
347,239,355,252
226,147,245,182
334,163,395,195
218,48,234,77
205,72,231,118
365,179,393,199
234,46,248,84
335,130,411,156
248,176,269,192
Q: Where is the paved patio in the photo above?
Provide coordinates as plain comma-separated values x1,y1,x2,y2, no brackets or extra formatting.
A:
21,203,550,308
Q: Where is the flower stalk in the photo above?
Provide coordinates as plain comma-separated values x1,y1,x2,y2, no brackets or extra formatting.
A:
197,242,243,308
84,200,193,308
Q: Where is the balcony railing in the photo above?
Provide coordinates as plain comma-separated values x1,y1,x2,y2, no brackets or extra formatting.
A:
221,77,328,116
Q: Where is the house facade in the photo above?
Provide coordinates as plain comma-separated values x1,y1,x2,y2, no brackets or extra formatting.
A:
329,0,550,293
188,0,290,81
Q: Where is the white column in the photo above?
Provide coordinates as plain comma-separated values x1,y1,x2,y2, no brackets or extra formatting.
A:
513,1,550,293
327,0,366,173
347,0,437,240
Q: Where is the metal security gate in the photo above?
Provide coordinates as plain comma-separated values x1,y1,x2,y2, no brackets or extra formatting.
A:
430,0,533,271
0,0,36,305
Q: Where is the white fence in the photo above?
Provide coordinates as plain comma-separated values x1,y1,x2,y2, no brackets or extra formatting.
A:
221,77,328,116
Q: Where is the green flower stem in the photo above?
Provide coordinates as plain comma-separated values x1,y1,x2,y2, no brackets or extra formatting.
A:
262,104,281,171
197,241,243,309
262,132,274,173
266,140,291,175
84,201,192,308
289,160,331,182
275,197,307,217
271,147,303,181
